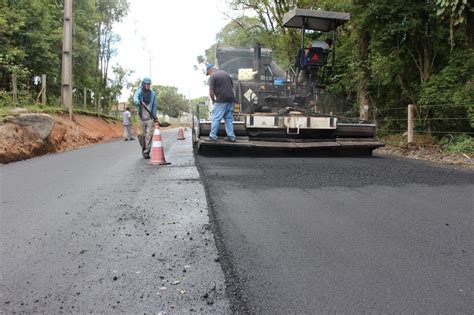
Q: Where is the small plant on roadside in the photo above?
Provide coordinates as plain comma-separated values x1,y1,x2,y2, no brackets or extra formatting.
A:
439,134,474,154
0,90,11,107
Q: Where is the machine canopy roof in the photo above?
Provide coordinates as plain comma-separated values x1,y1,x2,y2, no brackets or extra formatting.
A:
282,8,350,32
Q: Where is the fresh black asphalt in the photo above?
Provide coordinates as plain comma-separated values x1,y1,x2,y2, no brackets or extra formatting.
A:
197,154,474,313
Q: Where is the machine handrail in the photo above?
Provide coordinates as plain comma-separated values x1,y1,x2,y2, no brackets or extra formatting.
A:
286,67,296,83
264,65,274,82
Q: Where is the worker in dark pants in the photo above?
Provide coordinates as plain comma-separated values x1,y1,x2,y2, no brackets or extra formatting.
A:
133,77,157,159
206,64,236,142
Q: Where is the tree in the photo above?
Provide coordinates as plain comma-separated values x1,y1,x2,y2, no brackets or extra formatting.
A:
107,64,133,104
228,0,321,66
191,96,210,120
0,0,63,100
95,0,129,111
73,0,99,96
435,0,474,49
156,85,189,118
197,16,267,67
0,0,130,109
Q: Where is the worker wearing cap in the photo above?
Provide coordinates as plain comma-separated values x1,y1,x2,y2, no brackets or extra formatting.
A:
206,64,236,143
133,77,157,159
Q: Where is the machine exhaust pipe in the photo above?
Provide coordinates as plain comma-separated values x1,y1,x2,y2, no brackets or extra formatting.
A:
253,44,261,83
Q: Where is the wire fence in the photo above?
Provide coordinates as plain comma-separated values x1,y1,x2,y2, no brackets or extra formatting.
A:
316,91,474,142
376,103,473,140
0,74,61,106
0,74,118,112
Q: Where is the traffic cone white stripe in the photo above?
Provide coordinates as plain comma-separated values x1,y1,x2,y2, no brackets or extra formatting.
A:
149,122,170,165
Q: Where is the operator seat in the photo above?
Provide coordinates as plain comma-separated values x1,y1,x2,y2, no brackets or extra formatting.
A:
294,47,329,72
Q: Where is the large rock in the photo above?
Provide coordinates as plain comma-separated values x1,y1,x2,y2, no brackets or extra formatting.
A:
9,113,55,140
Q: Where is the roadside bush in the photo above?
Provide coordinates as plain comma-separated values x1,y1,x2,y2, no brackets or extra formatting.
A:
160,121,171,127
0,90,11,107
439,134,474,154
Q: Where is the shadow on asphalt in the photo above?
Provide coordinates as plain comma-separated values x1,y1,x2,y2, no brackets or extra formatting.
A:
196,146,376,158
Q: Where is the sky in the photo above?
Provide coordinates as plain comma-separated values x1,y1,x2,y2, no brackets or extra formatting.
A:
112,0,231,101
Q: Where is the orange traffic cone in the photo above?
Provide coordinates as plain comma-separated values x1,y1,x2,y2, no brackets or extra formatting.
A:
177,127,185,140
149,122,171,165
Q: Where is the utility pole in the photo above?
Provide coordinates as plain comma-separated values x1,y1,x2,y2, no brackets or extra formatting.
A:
12,74,17,105
407,104,414,144
41,74,47,105
149,53,152,79
61,0,73,120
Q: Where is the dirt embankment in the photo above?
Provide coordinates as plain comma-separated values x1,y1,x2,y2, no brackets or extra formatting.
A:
0,114,129,164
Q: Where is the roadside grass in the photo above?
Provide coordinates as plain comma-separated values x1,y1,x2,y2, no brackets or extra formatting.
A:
439,134,474,154
380,133,473,155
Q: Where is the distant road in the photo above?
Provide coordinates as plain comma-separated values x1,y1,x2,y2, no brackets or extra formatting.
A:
197,154,474,313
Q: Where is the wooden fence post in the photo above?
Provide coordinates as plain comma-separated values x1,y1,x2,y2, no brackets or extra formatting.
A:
83,88,87,108
42,74,46,105
12,74,18,105
407,104,414,144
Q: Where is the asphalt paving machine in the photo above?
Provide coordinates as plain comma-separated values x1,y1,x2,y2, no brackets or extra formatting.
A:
193,8,384,155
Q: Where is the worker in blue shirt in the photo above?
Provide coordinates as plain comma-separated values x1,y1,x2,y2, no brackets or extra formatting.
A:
133,77,157,159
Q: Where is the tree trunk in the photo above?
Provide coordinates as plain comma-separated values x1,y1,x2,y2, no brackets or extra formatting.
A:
467,4,474,49
358,29,370,121
450,17,455,51
422,45,431,83
421,15,433,84
95,14,102,113
103,33,111,98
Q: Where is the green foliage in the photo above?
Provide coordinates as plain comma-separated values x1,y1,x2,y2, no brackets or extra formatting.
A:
439,134,474,154
156,86,189,118
0,0,62,92
0,90,11,107
191,96,210,120
217,16,265,47
435,0,472,20
0,0,130,112
198,16,270,67
419,49,474,105
108,65,133,104
73,0,99,91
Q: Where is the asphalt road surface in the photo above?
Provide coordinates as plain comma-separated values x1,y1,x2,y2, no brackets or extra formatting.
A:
197,154,474,313
1,129,229,313
2,131,473,314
